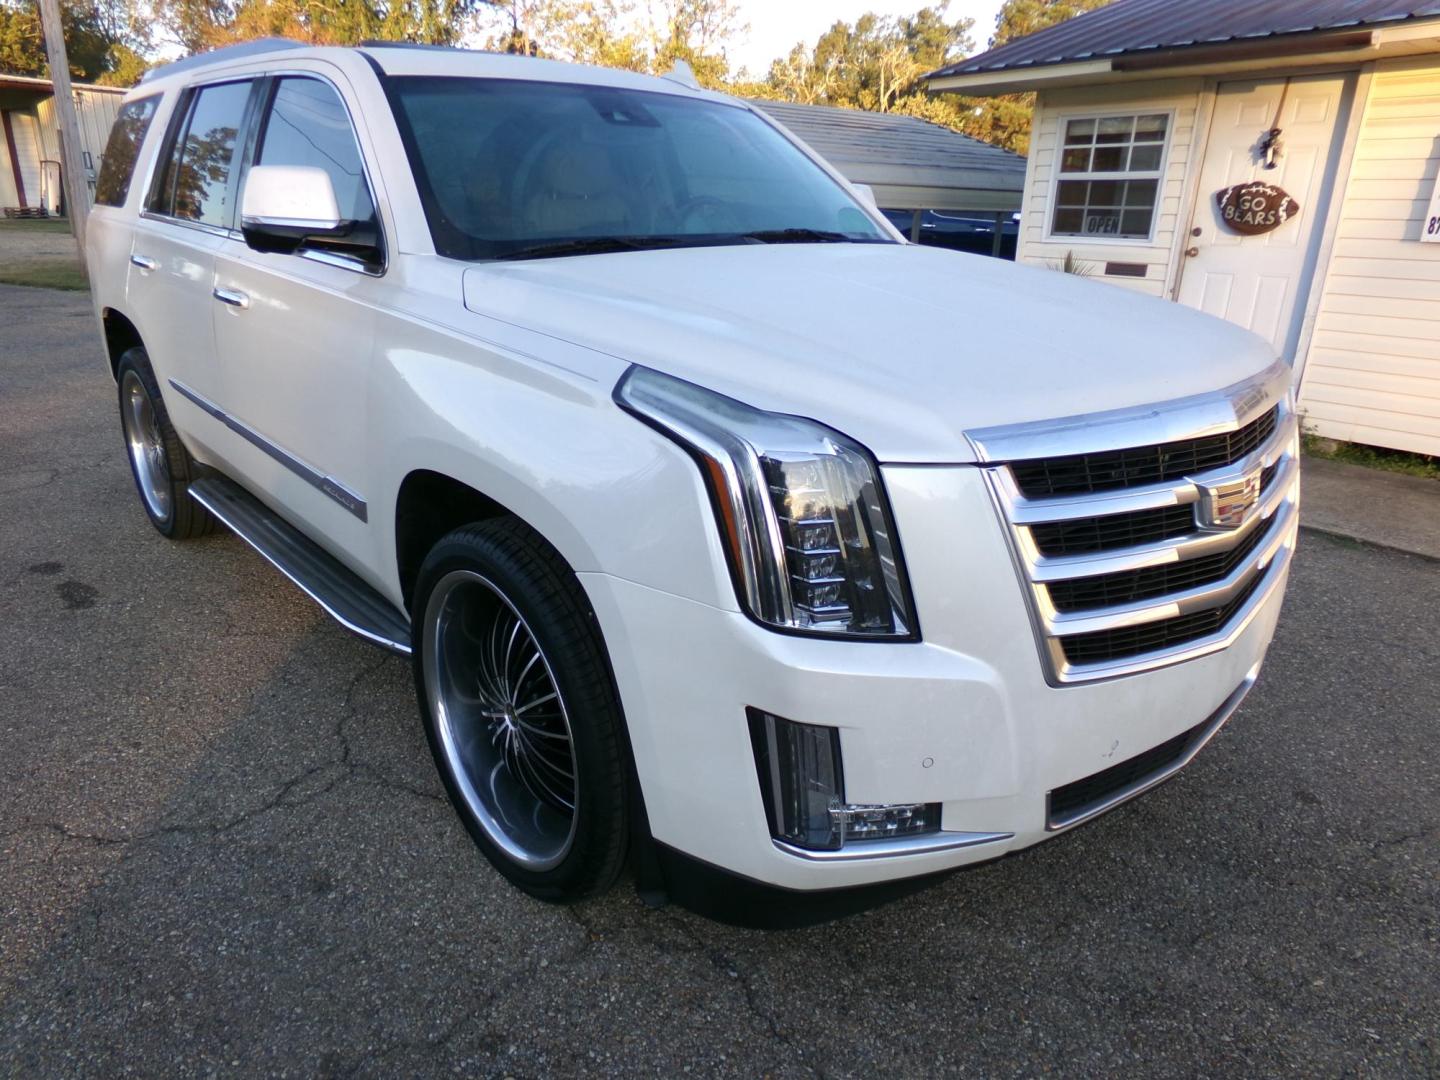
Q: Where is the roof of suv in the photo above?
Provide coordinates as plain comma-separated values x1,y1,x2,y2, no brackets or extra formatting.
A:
139,38,732,103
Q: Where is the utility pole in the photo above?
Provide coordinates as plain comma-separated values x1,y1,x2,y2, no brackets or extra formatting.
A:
35,0,90,263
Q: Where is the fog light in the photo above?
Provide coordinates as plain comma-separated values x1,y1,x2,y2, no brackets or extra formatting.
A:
747,709,940,852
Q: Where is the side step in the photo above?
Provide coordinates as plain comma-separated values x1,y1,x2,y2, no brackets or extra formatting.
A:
189,476,412,655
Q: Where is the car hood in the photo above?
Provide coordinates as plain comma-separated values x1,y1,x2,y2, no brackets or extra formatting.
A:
461,243,1279,463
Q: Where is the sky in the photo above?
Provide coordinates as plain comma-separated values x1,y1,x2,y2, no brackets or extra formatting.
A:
726,0,1007,78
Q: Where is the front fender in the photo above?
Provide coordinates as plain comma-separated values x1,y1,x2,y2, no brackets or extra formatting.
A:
370,316,735,615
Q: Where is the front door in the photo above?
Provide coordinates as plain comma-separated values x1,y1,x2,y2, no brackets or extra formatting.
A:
210,73,383,576
1177,74,1351,359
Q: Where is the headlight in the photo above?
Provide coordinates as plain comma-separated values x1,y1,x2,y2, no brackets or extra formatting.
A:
616,366,917,639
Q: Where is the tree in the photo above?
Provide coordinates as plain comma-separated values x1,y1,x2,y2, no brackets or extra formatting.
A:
758,5,972,121
0,0,150,83
473,0,742,87
154,0,483,54
953,0,1112,153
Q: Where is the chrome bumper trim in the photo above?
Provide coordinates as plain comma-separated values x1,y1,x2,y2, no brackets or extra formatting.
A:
1046,664,1259,831
771,830,1012,862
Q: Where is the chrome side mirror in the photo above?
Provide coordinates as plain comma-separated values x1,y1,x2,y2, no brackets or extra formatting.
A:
240,164,348,255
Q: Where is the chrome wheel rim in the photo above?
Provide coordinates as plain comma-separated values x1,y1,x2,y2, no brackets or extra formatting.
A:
423,570,578,871
120,371,171,523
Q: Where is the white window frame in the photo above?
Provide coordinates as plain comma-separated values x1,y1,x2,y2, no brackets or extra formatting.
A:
1044,108,1175,246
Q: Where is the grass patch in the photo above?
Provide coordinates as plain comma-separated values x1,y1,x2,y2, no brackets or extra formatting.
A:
0,217,74,233
0,259,89,291
1303,433,1440,481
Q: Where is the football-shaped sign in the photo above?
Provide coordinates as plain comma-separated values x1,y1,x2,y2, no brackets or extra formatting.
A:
1216,182,1300,236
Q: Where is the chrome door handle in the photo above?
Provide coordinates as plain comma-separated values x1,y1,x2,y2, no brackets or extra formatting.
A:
130,254,157,271
212,287,250,310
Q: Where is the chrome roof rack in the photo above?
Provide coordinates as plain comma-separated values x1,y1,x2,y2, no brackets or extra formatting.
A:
140,38,308,83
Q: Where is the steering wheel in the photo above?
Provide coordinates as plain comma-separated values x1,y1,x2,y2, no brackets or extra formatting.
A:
675,196,743,234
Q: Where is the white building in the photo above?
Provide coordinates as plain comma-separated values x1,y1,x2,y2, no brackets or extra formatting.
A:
1,74,126,215
929,0,1440,457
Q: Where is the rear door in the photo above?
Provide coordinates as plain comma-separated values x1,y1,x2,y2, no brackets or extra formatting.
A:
209,72,384,569
125,78,259,465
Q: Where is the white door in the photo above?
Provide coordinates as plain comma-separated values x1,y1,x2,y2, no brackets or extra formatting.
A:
9,112,43,209
1177,75,1351,359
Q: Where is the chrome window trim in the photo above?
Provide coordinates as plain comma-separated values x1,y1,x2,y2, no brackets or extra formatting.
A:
296,246,385,277
168,378,368,521
973,371,1299,686
138,209,232,240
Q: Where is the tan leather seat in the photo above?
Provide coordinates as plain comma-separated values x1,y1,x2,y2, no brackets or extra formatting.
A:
523,140,631,237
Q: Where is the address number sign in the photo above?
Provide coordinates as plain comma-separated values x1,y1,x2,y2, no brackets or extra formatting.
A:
1423,171,1440,244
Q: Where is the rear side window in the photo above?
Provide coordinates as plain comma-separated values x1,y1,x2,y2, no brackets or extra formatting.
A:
255,78,376,226
151,80,253,227
94,95,159,207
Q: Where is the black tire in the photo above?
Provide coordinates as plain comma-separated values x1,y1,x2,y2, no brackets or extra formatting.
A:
411,518,629,900
115,347,216,539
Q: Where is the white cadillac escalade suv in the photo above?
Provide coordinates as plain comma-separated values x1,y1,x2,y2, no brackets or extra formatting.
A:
87,39,1298,919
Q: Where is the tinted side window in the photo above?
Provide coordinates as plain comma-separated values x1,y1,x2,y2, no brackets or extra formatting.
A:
153,80,252,226
256,78,374,225
95,95,159,207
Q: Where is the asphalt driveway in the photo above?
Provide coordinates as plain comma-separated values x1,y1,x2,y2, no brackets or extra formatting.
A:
0,282,1436,1077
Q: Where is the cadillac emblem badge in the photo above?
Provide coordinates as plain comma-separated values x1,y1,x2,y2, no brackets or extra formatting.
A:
1196,469,1263,530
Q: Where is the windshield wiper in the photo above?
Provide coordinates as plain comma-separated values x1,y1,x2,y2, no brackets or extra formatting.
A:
738,228,854,244
494,236,702,261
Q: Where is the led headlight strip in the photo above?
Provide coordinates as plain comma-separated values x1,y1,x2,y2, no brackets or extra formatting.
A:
616,366,916,639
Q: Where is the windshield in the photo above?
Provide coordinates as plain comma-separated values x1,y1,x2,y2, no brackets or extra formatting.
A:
385,77,894,261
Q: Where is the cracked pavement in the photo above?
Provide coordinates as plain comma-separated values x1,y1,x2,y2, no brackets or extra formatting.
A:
1,282,1437,1077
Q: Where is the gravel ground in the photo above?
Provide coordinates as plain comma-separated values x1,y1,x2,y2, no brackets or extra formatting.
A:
0,222,82,267
0,284,1436,1077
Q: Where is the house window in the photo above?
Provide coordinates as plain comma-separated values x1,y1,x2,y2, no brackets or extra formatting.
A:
1051,113,1168,240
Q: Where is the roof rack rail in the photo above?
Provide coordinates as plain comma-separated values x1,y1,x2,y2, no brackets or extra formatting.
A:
140,38,308,83
359,40,451,49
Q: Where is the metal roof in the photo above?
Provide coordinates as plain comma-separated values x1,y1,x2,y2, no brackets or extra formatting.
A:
750,99,1025,194
0,73,126,94
931,0,1440,76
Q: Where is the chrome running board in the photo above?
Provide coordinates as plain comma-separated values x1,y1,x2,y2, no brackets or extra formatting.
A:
189,476,412,655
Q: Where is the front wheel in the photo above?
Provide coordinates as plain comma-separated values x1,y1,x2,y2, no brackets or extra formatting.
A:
412,519,629,900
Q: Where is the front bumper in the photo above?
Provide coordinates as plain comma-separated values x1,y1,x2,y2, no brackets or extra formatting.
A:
580,464,1294,892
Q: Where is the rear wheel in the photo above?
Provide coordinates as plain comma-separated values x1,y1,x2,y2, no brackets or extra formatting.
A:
116,347,215,539
413,519,629,900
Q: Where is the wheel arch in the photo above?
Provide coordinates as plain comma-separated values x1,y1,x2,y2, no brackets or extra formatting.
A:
395,466,659,882
394,469,514,612
101,307,144,381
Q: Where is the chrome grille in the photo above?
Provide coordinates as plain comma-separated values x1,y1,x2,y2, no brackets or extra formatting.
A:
1011,407,1279,496
968,363,1300,685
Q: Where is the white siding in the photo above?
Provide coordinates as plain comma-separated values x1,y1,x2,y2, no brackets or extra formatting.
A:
1302,57,1440,456
1017,78,1205,297
33,88,124,209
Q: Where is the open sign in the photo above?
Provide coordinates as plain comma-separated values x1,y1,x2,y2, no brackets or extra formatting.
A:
1215,182,1300,236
